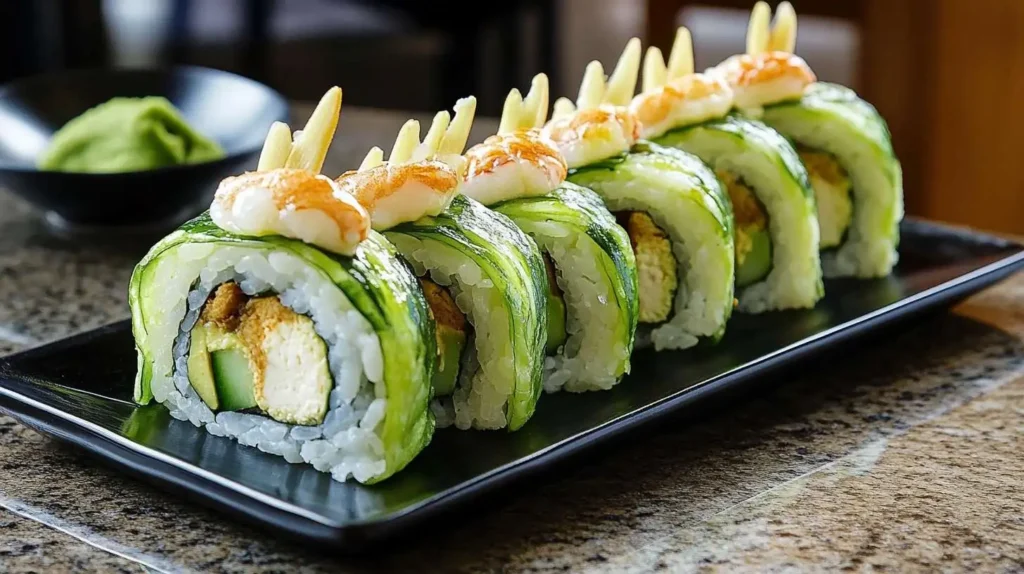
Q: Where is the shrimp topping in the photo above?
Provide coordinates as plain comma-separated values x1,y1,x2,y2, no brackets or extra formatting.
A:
714,52,815,110
711,1,816,110
335,161,459,230
541,39,643,168
210,87,371,256
628,27,734,139
211,169,370,256
462,74,568,206
345,97,476,230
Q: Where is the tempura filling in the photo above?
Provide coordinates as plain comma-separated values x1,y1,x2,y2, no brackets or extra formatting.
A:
615,211,678,323
186,282,333,426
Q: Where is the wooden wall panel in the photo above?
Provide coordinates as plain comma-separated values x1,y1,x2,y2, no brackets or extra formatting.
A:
924,0,1024,233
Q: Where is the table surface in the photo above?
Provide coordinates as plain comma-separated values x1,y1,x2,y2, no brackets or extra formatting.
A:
1,105,1024,573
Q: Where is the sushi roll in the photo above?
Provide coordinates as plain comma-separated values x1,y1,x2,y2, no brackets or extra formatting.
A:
342,98,549,431
460,74,639,393
545,40,736,351
714,1,903,277
634,28,823,313
129,88,436,484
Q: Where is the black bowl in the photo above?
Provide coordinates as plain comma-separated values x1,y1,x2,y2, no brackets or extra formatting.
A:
0,66,289,232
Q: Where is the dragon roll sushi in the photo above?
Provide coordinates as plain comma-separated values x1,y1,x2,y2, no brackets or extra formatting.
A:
460,74,639,393
546,40,736,351
635,28,823,313
716,1,903,277
343,98,549,431
129,88,436,484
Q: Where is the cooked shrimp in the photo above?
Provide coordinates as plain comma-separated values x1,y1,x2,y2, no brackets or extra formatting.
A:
709,1,814,109
542,105,640,169
460,75,567,205
343,96,476,230
630,27,735,138
210,168,370,256
542,38,643,168
462,129,567,206
335,161,459,231
713,51,815,109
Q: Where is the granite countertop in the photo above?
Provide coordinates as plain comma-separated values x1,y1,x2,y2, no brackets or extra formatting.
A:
1,105,1024,573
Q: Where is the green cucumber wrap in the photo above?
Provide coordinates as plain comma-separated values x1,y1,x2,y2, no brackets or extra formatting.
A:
385,195,548,431
655,115,823,312
568,141,735,350
130,211,435,484
762,82,903,277
493,181,639,392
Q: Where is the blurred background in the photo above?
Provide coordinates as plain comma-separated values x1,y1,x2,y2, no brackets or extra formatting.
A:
0,0,1021,234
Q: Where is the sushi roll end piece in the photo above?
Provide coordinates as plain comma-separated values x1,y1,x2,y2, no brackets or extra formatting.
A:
131,87,437,484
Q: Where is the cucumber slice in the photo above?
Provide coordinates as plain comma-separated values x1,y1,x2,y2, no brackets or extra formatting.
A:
210,348,257,411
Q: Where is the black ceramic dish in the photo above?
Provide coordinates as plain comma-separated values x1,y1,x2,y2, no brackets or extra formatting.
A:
0,219,1021,552
0,66,289,231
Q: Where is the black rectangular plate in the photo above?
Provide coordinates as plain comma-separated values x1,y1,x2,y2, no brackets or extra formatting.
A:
1,219,1022,551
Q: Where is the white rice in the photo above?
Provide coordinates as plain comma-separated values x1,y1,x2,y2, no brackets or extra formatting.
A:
140,243,388,483
387,234,512,430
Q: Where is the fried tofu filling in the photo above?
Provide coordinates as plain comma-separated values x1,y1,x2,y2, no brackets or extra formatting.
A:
186,282,333,426
718,170,772,288
616,211,678,323
798,148,852,249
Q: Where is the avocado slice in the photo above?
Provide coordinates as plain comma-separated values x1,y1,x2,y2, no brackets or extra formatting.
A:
210,348,257,411
542,254,568,353
186,324,219,410
736,227,772,287
433,325,466,396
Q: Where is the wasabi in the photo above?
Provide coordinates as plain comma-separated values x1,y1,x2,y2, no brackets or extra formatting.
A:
38,96,225,173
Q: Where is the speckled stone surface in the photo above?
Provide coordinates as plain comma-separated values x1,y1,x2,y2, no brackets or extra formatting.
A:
1,106,1023,573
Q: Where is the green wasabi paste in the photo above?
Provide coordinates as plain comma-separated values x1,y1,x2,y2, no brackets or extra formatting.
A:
38,96,225,173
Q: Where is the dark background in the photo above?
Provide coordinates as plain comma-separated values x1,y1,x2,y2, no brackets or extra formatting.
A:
0,0,559,117
0,0,1022,234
